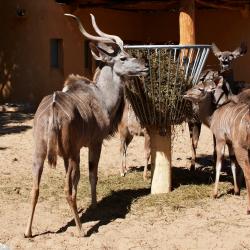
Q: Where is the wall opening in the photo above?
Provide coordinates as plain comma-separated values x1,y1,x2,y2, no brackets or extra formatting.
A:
50,38,63,69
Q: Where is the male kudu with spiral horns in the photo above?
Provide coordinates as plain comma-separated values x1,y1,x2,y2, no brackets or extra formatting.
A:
24,13,148,237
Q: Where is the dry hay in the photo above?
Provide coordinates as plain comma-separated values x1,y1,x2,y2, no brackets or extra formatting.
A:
126,48,194,130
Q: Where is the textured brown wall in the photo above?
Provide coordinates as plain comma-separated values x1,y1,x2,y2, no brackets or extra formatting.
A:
196,9,250,82
0,0,84,104
0,1,250,104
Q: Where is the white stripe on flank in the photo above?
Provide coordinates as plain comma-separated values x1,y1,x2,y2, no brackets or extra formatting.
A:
232,104,248,137
36,95,71,123
63,91,89,118
55,102,71,119
52,92,56,103
239,108,249,127
36,103,52,123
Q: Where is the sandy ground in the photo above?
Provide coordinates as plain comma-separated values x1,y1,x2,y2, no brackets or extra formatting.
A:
0,113,250,250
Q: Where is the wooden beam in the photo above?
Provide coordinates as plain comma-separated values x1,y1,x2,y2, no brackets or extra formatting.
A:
179,0,195,45
196,0,243,11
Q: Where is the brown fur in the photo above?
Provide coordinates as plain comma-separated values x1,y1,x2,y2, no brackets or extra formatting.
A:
188,42,249,171
25,13,147,238
230,89,250,105
64,74,92,86
185,80,250,213
118,98,150,180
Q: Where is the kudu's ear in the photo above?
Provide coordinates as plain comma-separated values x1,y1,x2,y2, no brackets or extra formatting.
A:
214,76,224,87
211,43,222,57
89,42,103,61
89,42,120,62
232,42,247,59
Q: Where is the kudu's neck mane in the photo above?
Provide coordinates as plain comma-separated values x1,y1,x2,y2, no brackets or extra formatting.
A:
96,64,124,117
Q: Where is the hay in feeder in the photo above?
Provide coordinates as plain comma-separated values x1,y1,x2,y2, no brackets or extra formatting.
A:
126,48,194,128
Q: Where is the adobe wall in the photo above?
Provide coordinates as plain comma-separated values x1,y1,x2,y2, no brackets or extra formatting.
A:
0,1,249,104
0,0,85,104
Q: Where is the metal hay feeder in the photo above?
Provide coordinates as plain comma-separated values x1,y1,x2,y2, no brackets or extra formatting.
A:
125,44,210,128
124,44,211,194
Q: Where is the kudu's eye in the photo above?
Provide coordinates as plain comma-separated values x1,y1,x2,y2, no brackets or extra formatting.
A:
120,57,127,61
198,87,204,92
207,87,215,92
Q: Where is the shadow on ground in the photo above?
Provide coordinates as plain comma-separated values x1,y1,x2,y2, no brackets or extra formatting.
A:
33,188,150,238
129,155,233,188
0,112,33,136
33,154,238,238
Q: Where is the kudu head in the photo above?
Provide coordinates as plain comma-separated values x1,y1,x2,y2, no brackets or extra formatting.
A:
183,76,228,107
65,13,148,77
212,42,247,72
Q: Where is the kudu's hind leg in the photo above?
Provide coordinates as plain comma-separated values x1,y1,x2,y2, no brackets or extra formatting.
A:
89,143,102,207
234,147,250,214
188,122,201,171
24,149,46,238
64,155,82,235
120,134,133,177
143,132,151,181
228,144,240,195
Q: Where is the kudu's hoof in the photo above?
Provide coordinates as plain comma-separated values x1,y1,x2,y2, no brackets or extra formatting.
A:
234,190,240,196
89,203,97,210
120,172,126,177
247,210,250,215
190,165,195,172
78,229,85,238
212,193,219,199
24,232,32,238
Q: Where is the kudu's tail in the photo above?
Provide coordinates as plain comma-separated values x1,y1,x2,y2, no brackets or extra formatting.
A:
47,92,59,168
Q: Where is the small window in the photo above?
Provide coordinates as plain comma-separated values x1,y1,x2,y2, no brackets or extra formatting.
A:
50,39,63,69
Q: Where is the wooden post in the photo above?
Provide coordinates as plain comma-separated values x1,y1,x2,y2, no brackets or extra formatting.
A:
150,126,171,194
179,0,195,45
149,0,196,195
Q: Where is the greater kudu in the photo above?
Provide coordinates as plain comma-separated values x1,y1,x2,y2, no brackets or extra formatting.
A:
118,98,150,180
184,78,250,214
24,14,148,237
189,42,248,171
89,15,151,180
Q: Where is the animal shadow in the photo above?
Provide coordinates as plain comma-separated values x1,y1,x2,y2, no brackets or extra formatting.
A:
128,164,151,173
55,188,150,237
35,154,241,237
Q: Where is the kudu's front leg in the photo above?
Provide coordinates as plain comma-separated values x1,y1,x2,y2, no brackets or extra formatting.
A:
89,143,102,207
64,154,82,235
24,150,46,238
188,121,201,171
213,140,225,198
120,132,133,177
120,138,128,177
213,135,217,166
143,132,151,181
